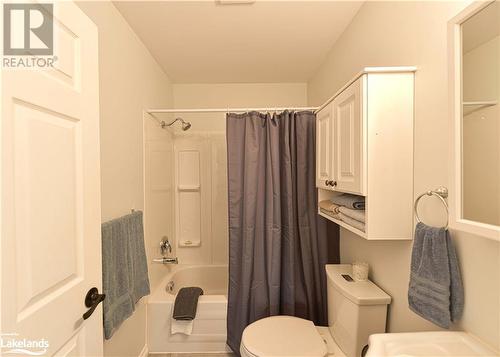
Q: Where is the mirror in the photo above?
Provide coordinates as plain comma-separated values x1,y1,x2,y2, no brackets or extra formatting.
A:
461,2,500,227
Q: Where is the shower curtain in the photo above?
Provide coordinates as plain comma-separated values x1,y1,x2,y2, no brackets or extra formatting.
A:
226,111,339,354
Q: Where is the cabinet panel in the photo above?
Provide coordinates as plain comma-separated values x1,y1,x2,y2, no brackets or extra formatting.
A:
317,68,415,240
366,73,414,239
333,77,365,195
316,103,334,189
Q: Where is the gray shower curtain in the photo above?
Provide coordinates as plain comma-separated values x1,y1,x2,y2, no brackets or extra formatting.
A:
226,111,339,354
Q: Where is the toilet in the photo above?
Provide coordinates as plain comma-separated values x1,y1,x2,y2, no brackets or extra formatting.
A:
240,264,391,357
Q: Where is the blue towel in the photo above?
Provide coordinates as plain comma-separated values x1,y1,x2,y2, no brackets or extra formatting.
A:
102,211,150,339
408,223,464,328
330,193,365,209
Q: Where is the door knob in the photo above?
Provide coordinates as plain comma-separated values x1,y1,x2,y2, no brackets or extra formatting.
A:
83,287,105,320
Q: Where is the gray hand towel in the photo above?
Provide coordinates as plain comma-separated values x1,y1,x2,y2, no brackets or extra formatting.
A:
338,213,366,232
102,211,150,339
408,223,464,328
338,206,366,223
330,193,365,209
173,287,204,320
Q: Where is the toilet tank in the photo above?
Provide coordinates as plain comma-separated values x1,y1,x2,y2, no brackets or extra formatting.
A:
326,264,391,357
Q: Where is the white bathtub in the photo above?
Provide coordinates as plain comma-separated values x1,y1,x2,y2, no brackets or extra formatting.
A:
147,265,231,354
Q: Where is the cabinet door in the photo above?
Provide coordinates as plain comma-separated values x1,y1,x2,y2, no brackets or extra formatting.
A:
316,103,334,189
332,76,366,195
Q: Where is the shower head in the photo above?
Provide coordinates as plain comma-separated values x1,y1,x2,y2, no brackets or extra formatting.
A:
161,117,192,131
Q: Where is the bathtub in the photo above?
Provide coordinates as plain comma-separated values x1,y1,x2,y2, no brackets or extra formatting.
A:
147,265,231,354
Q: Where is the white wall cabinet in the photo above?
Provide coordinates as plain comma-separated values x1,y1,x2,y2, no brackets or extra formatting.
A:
316,76,366,195
332,76,366,195
317,67,415,240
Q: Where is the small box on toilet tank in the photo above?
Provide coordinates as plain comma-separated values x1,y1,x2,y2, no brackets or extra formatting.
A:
326,264,391,357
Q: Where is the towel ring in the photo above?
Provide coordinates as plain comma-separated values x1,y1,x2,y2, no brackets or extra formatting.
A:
414,186,449,230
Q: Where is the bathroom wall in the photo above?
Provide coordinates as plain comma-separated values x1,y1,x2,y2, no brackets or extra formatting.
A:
171,83,308,265
76,2,174,356
308,1,500,351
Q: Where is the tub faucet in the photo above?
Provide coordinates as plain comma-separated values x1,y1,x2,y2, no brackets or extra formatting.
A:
156,237,177,264
153,257,178,264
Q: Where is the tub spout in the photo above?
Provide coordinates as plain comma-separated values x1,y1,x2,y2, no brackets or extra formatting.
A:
153,257,178,264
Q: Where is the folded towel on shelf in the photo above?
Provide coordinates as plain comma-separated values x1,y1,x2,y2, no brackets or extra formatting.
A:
320,208,340,219
408,223,464,329
330,193,365,210
102,211,150,340
319,200,340,213
338,213,365,232
339,206,366,223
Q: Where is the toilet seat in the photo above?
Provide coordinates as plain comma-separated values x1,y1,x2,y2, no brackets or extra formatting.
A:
240,316,328,357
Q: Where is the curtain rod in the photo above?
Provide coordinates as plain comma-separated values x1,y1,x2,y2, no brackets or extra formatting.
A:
146,107,319,115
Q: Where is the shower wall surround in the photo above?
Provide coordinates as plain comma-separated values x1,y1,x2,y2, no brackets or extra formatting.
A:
144,121,175,287
174,132,228,265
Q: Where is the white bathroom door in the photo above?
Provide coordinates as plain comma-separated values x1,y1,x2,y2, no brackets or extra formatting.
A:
1,2,103,356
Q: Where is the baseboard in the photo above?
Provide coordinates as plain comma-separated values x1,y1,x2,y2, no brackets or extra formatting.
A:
138,344,148,357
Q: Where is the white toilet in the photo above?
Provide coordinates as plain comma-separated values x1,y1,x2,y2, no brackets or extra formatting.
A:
240,264,391,357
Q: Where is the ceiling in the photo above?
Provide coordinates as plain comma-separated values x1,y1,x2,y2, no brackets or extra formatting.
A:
114,1,363,83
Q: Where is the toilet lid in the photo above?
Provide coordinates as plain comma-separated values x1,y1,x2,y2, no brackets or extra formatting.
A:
241,316,327,357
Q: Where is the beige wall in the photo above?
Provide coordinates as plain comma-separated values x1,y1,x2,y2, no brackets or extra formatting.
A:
308,1,500,351
76,2,174,356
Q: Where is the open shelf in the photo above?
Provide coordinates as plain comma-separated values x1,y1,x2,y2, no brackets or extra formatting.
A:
318,210,367,239
463,101,498,115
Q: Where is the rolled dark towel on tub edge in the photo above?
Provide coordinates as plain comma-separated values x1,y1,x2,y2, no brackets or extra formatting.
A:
173,287,204,320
